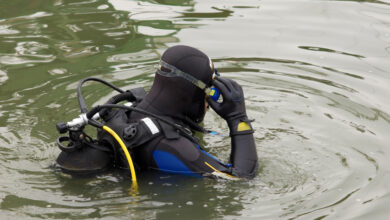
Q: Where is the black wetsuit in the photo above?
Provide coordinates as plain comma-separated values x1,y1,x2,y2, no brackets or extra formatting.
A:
129,113,258,179
127,45,258,179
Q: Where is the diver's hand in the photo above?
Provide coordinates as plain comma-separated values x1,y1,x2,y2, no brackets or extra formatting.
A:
208,77,254,136
208,77,254,135
207,77,247,122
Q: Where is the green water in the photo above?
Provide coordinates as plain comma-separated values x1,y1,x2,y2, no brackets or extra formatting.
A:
1,0,390,219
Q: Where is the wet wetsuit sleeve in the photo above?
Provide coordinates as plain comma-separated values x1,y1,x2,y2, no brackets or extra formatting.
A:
229,132,258,179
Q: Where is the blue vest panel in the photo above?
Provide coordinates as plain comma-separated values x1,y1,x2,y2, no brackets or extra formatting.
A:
152,150,203,178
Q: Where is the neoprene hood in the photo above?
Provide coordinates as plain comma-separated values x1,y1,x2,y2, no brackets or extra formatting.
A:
139,45,214,123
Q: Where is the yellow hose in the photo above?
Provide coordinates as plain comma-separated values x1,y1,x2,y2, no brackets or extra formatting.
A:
102,125,138,190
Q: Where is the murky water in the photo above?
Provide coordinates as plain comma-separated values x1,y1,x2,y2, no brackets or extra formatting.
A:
1,0,389,219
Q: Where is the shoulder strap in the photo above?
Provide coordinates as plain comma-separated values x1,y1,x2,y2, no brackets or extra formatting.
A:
125,117,162,149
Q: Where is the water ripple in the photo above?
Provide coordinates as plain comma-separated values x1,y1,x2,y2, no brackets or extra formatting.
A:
0,70,8,84
0,41,56,65
0,0,389,219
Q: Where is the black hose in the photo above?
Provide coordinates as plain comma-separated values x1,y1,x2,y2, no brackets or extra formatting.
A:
87,104,198,143
77,77,125,113
106,92,135,104
98,92,136,118
76,78,203,142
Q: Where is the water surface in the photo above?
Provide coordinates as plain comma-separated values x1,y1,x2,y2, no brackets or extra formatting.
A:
0,0,389,219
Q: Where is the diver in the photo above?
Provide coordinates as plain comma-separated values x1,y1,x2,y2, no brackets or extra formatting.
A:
56,45,258,180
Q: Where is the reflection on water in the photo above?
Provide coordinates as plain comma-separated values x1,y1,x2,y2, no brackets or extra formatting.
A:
1,0,390,219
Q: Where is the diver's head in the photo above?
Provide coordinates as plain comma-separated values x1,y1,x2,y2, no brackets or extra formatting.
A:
144,45,216,123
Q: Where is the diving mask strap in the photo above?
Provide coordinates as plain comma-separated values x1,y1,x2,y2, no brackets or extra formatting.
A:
157,60,211,94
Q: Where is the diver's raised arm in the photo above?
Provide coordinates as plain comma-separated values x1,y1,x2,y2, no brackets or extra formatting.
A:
207,77,258,179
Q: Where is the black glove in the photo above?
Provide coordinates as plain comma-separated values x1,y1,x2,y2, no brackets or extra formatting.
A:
207,77,253,136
